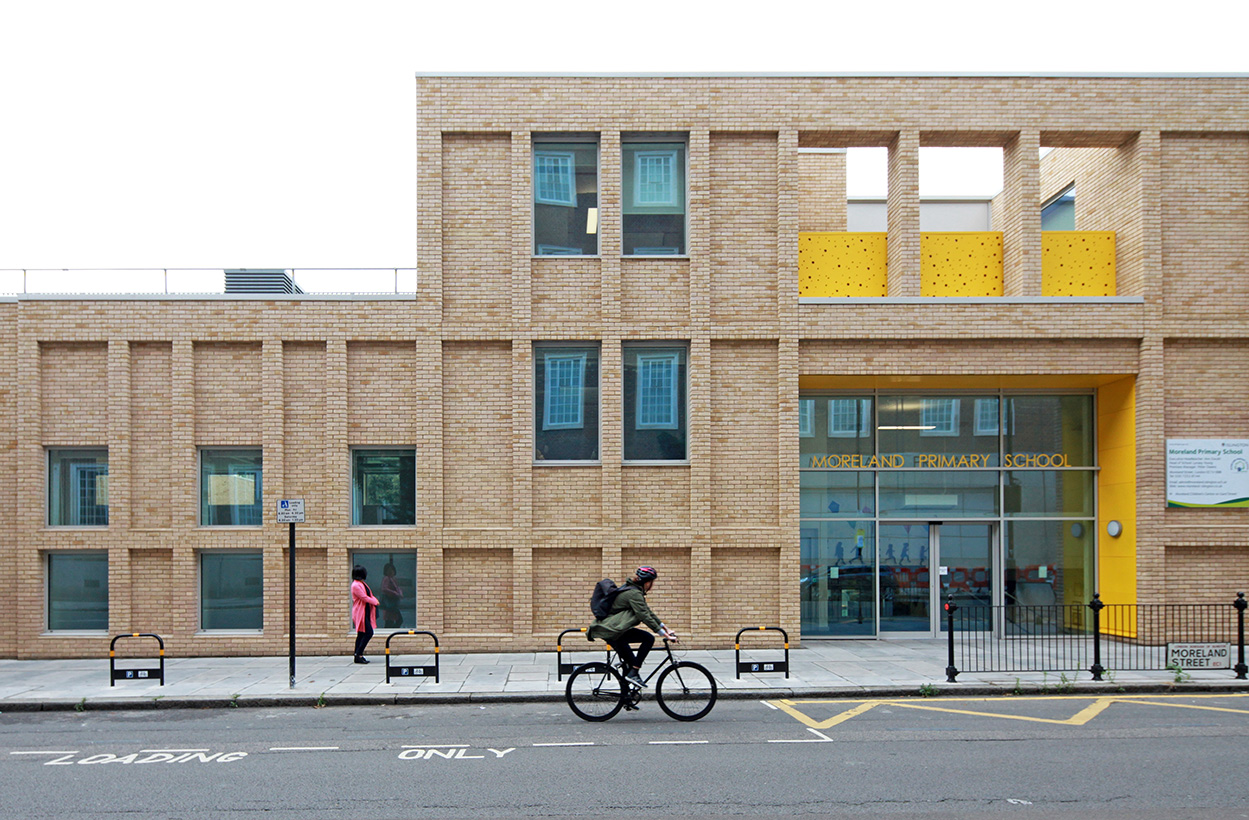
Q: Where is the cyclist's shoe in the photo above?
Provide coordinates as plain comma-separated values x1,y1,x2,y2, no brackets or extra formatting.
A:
624,671,647,688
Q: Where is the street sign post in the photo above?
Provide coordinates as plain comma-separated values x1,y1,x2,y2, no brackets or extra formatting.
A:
277,500,305,688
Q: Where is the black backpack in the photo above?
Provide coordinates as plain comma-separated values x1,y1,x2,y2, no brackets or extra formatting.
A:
590,578,621,620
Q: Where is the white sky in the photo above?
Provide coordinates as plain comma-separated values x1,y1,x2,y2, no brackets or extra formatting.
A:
1,1,1245,274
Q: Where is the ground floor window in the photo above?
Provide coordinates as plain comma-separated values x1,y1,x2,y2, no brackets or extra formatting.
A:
201,552,263,630
350,552,416,630
46,551,108,631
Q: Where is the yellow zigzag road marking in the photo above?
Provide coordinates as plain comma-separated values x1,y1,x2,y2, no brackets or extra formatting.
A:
768,693,1249,729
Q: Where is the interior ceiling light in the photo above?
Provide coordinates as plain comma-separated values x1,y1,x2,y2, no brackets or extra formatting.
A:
877,425,937,430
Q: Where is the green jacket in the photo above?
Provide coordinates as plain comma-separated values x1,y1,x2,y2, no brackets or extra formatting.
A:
587,583,663,643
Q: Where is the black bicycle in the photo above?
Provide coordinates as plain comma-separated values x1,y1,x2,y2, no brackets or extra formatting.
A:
565,638,717,722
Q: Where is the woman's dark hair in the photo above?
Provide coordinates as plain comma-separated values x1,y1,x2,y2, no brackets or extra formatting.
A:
352,565,367,581
383,562,396,576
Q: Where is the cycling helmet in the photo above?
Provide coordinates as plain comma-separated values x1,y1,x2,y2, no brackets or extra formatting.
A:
634,566,658,583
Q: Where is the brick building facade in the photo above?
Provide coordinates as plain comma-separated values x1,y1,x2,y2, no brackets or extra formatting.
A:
2,75,1246,658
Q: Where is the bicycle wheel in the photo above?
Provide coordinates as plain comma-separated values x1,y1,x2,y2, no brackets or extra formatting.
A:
655,661,717,721
566,662,626,721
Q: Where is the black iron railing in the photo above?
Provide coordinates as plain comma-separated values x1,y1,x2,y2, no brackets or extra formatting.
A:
947,592,1248,681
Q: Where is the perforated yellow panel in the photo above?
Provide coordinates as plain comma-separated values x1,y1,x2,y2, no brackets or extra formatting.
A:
1042,232,1116,296
920,232,1003,297
798,232,887,297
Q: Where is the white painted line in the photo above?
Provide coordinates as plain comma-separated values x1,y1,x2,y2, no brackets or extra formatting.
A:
10,751,79,755
648,740,709,745
139,748,210,753
401,744,469,749
760,700,779,710
768,728,833,744
532,742,595,747
269,746,340,751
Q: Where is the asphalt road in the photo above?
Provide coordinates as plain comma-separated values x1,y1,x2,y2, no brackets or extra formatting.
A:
2,693,1248,819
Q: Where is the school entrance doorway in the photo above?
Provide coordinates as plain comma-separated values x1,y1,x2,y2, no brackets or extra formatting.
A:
800,522,997,637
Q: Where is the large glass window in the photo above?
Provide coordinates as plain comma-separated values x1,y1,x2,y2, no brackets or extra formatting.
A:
47,552,108,631
351,551,417,630
878,470,1000,518
622,139,686,255
352,449,415,525
533,140,598,256
534,344,599,462
800,471,874,518
623,343,688,461
1004,470,1095,518
201,552,263,630
200,450,263,526
48,448,109,526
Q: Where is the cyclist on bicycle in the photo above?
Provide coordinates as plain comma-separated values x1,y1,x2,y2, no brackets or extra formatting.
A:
587,566,677,688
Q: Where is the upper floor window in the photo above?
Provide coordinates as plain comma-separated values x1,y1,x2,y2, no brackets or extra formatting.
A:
352,449,416,526
622,138,686,256
534,344,600,462
200,449,263,526
623,343,688,461
48,448,108,526
533,140,598,256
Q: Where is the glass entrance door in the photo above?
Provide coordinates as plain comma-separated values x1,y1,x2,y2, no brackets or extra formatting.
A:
878,522,995,635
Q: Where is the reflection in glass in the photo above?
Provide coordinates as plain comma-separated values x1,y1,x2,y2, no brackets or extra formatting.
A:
1004,470,1094,517
801,521,876,636
48,449,109,526
201,552,263,630
1005,520,1093,609
533,142,598,256
1005,395,1093,467
878,471,999,518
935,524,994,632
534,345,600,461
351,551,417,630
878,523,930,632
352,450,416,525
800,471,874,517
799,396,873,465
200,450,262,526
623,345,688,461
47,552,108,630
877,395,999,467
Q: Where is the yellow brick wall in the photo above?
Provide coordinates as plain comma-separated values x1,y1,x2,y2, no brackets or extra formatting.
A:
442,133,512,329
531,546,600,633
442,341,511,528
42,342,108,445
798,152,847,232
444,548,512,634
194,342,262,445
710,132,778,327
710,340,779,527
130,342,172,529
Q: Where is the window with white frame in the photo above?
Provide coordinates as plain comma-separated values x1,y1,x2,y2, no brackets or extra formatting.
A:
48,448,109,526
974,398,1000,436
623,343,688,461
636,353,679,430
534,344,600,462
799,399,815,438
828,399,871,438
920,398,961,436
544,354,586,430
534,150,577,206
634,150,679,207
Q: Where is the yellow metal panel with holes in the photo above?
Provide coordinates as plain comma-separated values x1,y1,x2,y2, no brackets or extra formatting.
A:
920,232,1003,296
1042,232,1116,296
798,232,887,297
1097,376,1136,616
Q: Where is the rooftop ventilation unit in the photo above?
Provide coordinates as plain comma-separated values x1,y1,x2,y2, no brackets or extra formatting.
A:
224,269,303,294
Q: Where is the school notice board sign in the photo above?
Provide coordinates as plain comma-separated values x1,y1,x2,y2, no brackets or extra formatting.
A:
1165,440,1249,508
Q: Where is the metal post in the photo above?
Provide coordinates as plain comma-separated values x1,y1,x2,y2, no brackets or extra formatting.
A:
289,521,296,688
1234,592,1247,681
944,596,958,682
1089,593,1105,681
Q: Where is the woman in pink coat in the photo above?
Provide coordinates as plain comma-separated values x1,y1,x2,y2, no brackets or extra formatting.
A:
351,565,379,664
